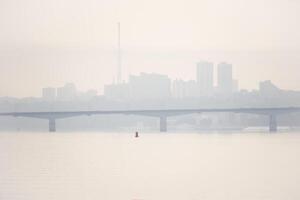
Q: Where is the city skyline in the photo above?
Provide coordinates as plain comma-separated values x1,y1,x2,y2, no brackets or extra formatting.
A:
39,64,289,102
42,59,298,101
1,0,300,97
1,59,297,99
1,48,299,98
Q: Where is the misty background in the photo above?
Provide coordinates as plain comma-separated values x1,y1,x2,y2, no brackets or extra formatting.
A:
0,0,300,97
1,0,300,132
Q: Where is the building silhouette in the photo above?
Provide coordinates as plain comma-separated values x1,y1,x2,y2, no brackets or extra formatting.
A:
129,73,171,100
104,73,171,101
172,79,198,99
104,82,129,101
196,61,214,96
217,62,233,94
57,83,77,101
42,87,56,101
232,79,239,93
259,80,281,96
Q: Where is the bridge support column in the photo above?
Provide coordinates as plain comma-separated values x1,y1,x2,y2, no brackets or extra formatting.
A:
49,118,56,132
269,114,277,132
160,116,167,132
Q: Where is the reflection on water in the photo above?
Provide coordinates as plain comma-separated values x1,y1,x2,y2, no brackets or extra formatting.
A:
1,132,300,200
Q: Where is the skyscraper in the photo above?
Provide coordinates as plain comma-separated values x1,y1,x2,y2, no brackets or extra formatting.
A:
217,62,233,94
42,87,56,101
172,79,198,99
259,80,280,96
129,73,171,100
232,79,239,93
196,61,214,96
57,83,77,101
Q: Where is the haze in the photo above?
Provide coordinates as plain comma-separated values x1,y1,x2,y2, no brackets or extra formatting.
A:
0,0,300,97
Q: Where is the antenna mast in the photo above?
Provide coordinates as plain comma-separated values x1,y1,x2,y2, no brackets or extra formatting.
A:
117,22,122,83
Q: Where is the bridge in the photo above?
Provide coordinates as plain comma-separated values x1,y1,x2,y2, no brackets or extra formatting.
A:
0,107,300,132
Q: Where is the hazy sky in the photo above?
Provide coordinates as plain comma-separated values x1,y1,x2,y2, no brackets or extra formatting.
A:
0,0,300,97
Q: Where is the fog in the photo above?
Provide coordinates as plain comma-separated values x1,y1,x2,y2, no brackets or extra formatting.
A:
0,0,300,97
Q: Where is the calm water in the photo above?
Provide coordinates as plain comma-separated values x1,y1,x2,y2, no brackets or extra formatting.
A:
1,132,300,200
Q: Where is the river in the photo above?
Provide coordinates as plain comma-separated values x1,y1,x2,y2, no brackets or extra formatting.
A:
0,132,300,200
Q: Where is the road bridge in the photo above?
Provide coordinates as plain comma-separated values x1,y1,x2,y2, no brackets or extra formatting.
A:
0,107,300,132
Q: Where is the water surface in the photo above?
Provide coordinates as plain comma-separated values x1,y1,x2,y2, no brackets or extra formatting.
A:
1,132,300,200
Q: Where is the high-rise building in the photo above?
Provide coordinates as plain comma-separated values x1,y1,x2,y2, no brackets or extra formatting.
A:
259,80,281,96
172,79,198,99
104,73,171,101
129,73,171,100
196,61,214,96
104,83,129,101
232,79,239,93
57,83,77,101
42,87,56,101
217,62,233,94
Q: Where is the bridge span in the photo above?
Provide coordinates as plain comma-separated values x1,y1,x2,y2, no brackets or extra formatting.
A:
0,107,300,132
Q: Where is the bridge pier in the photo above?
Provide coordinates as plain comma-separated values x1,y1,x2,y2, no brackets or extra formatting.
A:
159,116,167,132
49,118,56,132
269,114,277,132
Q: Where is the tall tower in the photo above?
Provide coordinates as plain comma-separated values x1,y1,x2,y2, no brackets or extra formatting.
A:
117,22,122,84
217,62,233,94
196,61,214,96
